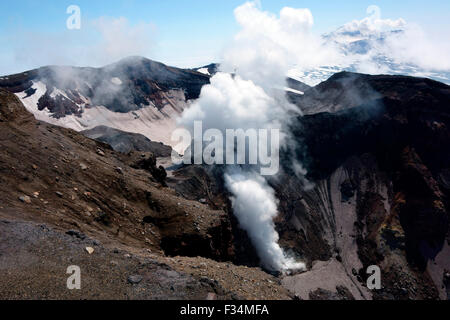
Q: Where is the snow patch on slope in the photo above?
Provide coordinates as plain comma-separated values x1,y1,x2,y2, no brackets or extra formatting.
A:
16,81,49,115
284,87,304,95
50,87,70,100
196,68,210,75
16,81,188,150
111,77,122,85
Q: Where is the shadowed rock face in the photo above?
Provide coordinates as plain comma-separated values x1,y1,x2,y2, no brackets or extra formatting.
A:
278,72,450,299
82,125,172,157
296,71,450,115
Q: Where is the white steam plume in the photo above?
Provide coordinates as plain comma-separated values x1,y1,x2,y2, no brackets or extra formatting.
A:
178,72,304,271
179,1,312,272
221,1,341,90
225,170,305,271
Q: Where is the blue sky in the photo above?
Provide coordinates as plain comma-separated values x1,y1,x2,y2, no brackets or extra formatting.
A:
0,0,449,75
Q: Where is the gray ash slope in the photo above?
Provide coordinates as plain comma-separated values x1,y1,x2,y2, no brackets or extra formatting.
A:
82,125,172,157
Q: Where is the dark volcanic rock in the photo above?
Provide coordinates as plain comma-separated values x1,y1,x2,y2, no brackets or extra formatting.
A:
127,275,144,285
309,286,355,300
286,78,311,93
82,125,172,157
295,71,449,115
292,73,450,181
37,91,81,118
280,72,450,299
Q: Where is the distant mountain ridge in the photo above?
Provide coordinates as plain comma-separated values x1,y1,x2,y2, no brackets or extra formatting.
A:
0,57,210,148
288,28,450,87
0,56,209,114
0,57,310,149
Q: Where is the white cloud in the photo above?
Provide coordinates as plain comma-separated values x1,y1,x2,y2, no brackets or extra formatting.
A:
221,1,342,89
382,23,450,71
327,5,450,74
336,8,406,37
